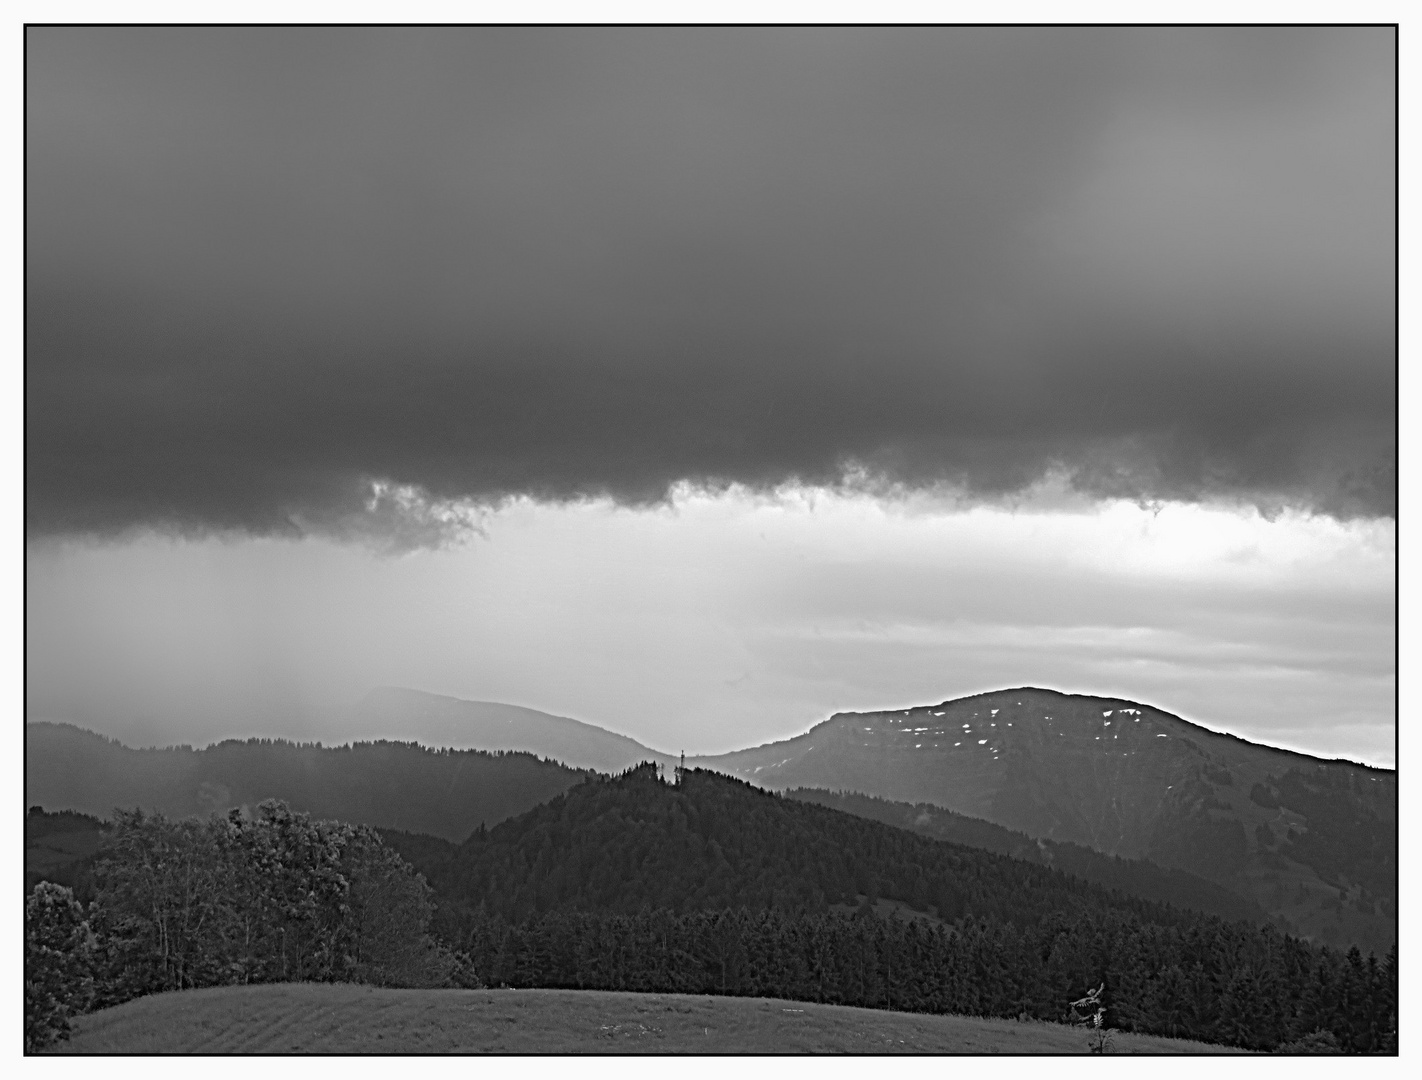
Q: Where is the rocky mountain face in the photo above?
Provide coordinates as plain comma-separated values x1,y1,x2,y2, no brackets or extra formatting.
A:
692,687,1395,953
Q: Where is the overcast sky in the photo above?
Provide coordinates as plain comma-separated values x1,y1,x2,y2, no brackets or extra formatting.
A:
25,28,1395,766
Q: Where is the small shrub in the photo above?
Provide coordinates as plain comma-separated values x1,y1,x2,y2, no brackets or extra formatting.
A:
445,949,485,989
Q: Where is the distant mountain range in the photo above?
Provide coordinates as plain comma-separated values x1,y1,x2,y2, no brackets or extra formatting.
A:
349,687,676,774
25,721,589,842
26,684,1394,952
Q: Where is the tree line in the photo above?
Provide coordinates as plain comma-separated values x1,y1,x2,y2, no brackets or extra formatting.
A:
25,800,471,1052
450,906,1395,1053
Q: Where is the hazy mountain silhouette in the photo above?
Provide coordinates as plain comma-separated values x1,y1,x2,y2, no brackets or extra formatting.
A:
24,720,589,841
692,687,1395,953
349,687,675,773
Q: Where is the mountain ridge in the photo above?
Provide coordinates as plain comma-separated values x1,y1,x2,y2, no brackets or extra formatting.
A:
699,687,1389,772
24,720,590,842
348,687,677,774
27,684,1394,951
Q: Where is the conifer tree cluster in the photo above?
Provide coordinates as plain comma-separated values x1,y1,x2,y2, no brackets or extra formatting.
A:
451,907,1395,1052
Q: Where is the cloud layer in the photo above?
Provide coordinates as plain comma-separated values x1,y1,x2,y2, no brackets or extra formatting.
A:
26,28,1396,538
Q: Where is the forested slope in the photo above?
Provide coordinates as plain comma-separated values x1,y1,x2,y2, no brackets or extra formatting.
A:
26,721,589,840
381,765,1394,1053
784,788,1266,925
25,807,108,900
384,765,1210,930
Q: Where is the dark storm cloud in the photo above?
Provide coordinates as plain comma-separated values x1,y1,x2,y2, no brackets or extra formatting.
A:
26,27,1395,539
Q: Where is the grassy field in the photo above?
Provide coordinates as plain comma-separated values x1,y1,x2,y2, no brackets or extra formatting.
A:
52,983,1248,1054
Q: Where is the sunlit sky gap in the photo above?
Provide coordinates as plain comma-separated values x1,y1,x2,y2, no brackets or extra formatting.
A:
26,484,1395,767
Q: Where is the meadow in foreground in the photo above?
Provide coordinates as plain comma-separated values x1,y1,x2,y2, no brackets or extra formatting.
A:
52,983,1250,1054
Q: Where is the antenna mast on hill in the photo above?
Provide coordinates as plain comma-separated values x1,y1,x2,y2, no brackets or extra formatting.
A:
677,750,684,786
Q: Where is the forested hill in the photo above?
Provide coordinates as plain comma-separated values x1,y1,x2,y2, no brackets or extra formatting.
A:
25,721,589,841
383,764,1396,1053
385,764,1261,934
784,789,1265,926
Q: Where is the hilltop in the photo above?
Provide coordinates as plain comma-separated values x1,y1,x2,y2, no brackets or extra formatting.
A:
389,763,1220,931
